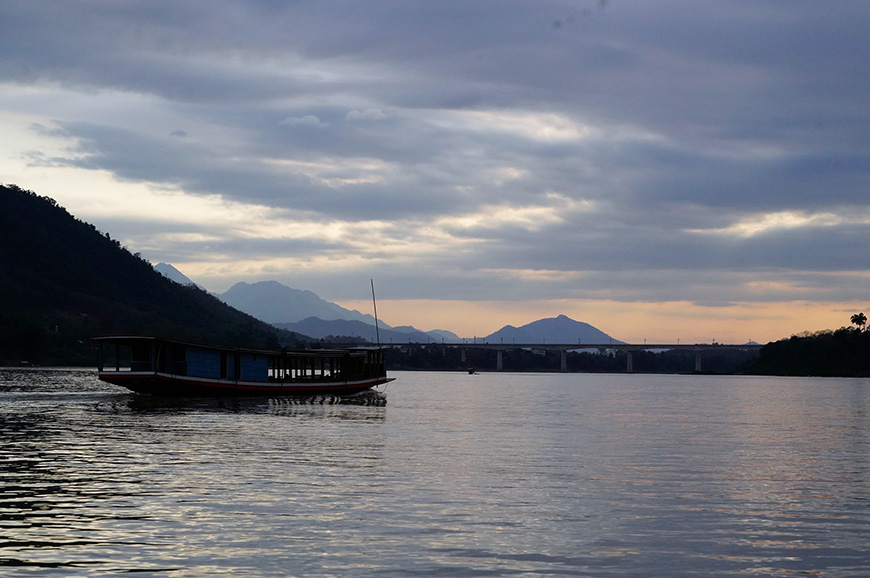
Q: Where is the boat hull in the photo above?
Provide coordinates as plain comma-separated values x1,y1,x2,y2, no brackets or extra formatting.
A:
99,371,393,397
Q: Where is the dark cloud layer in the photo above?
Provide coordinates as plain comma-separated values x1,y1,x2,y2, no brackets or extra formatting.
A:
2,0,869,313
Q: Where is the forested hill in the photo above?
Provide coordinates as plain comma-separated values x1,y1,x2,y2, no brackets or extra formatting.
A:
746,327,870,377
0,184,306,365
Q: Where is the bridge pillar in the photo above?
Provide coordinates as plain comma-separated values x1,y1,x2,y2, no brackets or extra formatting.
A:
695,352,702,372
626,351,634,373
560,350,567,372
496,350,504,371
461,348,466,363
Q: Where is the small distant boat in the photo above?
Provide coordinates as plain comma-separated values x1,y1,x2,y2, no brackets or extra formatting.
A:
93,336,394,396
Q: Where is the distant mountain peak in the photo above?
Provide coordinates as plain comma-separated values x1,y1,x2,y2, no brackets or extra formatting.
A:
486,314,622,344
218,280,381,326
154,262,199,287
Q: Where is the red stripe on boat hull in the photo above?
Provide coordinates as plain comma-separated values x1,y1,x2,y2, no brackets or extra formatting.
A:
99,371,392,397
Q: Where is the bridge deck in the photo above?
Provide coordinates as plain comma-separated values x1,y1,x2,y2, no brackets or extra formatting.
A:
375,342,762,373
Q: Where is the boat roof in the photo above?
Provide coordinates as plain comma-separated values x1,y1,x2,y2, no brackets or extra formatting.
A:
91,335,383,356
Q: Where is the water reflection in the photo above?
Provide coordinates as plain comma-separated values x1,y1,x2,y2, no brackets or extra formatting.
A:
0,369,390,575
2,369,870,576
120,391,387,417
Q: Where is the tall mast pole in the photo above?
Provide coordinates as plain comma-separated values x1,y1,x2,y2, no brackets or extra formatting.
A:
371,279,381,347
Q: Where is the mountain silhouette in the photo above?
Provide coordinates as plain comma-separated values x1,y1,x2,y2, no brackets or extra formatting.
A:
485,314,623,344
0,184,305,365
274,317,434,344
213,278,464,342
218,280,379,325
154,262,202,288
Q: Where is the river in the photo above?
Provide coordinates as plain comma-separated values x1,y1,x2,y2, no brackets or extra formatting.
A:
2,368,869,576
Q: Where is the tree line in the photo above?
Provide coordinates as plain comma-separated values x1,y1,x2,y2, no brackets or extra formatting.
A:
746,312,870,377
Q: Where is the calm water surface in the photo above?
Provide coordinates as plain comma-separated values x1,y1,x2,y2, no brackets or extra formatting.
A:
2,368,869,577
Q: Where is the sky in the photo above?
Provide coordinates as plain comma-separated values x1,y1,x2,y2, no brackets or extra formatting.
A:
2,1,869,343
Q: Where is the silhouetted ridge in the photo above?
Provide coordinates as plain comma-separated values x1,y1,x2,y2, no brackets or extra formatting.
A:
0,184,305,365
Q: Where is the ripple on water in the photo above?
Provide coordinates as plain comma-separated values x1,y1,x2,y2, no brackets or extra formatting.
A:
2,369,870,576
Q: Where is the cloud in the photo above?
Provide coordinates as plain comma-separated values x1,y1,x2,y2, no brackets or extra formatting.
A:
278,115,322,127
2,1,870,339
687,210,870,239
345,108,387,121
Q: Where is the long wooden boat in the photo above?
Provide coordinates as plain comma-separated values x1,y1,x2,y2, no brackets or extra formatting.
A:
93,336,393,396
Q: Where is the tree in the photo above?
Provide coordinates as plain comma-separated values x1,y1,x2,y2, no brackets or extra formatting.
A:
851,312,867,332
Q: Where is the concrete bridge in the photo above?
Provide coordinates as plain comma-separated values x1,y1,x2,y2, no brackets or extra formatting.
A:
384,342,763,373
